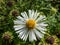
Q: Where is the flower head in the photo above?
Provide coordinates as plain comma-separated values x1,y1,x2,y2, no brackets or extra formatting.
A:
14,10,48,42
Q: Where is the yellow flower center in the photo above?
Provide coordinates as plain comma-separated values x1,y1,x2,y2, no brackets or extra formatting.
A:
26,19,36,29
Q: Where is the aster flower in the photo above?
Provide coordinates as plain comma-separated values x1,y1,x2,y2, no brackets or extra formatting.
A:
14,10,48,42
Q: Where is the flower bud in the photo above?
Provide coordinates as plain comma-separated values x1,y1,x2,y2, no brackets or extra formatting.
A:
10,10,19,17
7,1,13,7
46,36,54,44
50,7,57,14
12,10,19,16
46,35,59,45
2,31,13,42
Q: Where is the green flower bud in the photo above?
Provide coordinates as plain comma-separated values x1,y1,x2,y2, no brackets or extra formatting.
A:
50,7,57,14
2,31,13,42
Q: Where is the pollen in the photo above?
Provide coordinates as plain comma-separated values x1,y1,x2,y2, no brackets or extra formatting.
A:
26,19,36,29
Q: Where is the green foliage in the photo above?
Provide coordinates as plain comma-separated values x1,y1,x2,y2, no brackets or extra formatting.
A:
0,0,60,45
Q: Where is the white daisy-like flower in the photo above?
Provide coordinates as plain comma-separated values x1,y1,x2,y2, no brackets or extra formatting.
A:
14,10,48,42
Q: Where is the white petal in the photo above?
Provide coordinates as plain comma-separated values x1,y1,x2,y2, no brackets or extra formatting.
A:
36,26,46,31
16,30,23,33
18,28,28,40
36,27,46,34
18,29,25,39
23,30,28,41
40,30,46,34
34,13,40,20
21,33,25,39
29,10,35,19
18,32,24,39
31,10,35,18
14,20,25,25
22,30,27,40
23,33,28,41
29,30,36,42
16,28,25,33
21,12,28,19
33,10,40,20
17,16,25,22
36,23,48,27
29,31,33,41
32,30,36,41
36,15,46,22
14,25,25,31
33,10,37,19
34,29,44,39
29,10,32,18
24,33,28,41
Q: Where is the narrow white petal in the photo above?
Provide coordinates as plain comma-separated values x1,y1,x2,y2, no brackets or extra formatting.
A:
14,20,25,25
23,30,28,41
21,12,28,19
40,30,46,34
34,13,40,20
18,28,28,40
18,32,24,39
34,29,44,38
29,30,36,42
33,10,37,19
18,29,25,39
22,30,27,40
32,30,36,41
16,30,23,33
33,10,40,20
19,31,24,36
29,10,35,19
14,25,25,31
36,23,48,27
36,26,46,31
29,31,33,41
17,16,25,22
16,28,25,33
36,27,46,34
21,33,25,39
30,10,35,19
29,10,32,18
36,15,46,22
14,27,21,31
24,33,28,41
16,30,21,33
31,10,34,18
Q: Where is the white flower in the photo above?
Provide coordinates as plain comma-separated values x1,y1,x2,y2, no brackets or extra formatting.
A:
14,10,48,42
